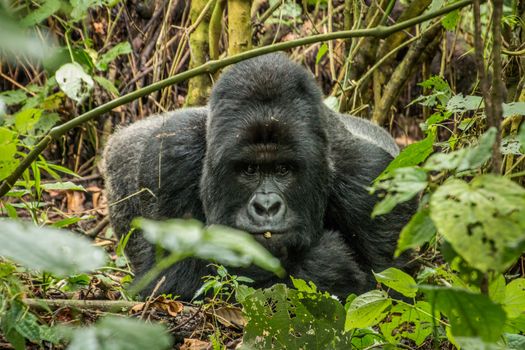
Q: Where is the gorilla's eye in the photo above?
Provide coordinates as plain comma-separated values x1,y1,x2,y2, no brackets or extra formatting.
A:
243,164,259,176
276,164,289,176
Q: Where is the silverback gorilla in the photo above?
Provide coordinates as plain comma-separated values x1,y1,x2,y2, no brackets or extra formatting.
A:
104,53,412,300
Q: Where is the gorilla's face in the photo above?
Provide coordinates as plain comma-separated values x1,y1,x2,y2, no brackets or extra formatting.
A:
200,54,332,257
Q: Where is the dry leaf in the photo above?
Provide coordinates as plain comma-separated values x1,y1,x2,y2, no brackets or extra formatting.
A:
180,338,210,350
129,296,183,317
66,191,85,213
210,306,246,329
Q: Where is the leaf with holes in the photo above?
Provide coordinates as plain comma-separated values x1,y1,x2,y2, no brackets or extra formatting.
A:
430,175,525,273
55,63,94,103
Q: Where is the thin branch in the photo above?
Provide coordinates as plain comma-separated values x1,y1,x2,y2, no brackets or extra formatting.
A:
0,0,475,198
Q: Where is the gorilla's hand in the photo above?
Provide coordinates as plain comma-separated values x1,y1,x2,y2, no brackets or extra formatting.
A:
291,231,370,299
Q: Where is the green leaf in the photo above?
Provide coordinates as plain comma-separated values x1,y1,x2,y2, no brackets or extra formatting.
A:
55,63,94,103
372,167,427,217
67,316,172,350
376,133,435,181
93,76,119,96
395,208,436,257
441,9,460,31
503,102,525,118
70,0,106,21
241,283,350,348
422,286,506,342
21,0,62,27
96,42,132,71
373,267,417,298
488,274,506,304
379,302,434,346
424,127,496,173
136,219,283,276
316,43,328,64
446,94,483,113
0,90,27,106
430,175,525,273
42,181,86,191
504,333,525,350
14,108,43,134
454,337,505,350
323,96,338,111
503,278,525,319
0,219,106,275
344,290,391,330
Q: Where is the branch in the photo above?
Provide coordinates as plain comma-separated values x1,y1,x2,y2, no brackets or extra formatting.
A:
0,0,474,198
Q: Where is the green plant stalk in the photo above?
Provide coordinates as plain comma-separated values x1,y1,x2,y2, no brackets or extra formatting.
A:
0,0,476,198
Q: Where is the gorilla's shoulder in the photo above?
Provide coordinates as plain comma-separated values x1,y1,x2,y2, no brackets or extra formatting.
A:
333,113,399,158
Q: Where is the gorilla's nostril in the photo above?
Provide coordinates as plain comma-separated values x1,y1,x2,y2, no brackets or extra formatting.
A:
253,201,267,216
268,201,281,216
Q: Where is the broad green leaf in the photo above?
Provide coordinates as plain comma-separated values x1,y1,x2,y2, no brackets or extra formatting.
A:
316,43,328,64
430,175,525,272
415,75,452,107
441,9,460,30
70,0,106,21
14,108,42,134
55,63,94,103
93,76,119,96
136,219,283,276
42,182,86,191
0,219,106,275
395,208,436,257
21,0,61,27
372,167,427,217
96,42,132,71
0,127,19,181
67,316,172,350
446,94,483,113
376,133,435,181
373,267,417,298
503,102,525,118
519,124,525,151
241,283,350,349
424,127,496,173
0,90,27,105
345,290,391,330
503,278,525,319
379,302,434,346
422,286,506,342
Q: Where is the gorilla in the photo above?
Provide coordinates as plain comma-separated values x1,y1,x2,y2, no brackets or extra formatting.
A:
103,53,412,300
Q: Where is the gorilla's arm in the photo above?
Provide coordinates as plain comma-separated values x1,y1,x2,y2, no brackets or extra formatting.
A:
325,111,414,275
104,108,211,299
290,230,370,298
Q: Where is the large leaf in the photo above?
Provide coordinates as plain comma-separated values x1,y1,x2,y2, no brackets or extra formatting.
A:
503,102,525,118
446,94,483,113
373,267,417,298
136,219,283,276
422,286,506,342
430,175,525,272
96,42,132,71
67,316,172,350
0,219,106,275
345,290,391,330
55,63,94,103
241,283,351,349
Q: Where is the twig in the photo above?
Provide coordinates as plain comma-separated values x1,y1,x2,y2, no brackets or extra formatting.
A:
0,0,476,198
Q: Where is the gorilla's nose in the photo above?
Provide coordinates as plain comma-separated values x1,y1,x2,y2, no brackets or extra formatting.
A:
248,192,286,222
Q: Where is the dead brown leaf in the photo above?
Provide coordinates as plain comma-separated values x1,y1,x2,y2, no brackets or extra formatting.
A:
66,191,85,213
180,338,211,350
209,306,246,329
129,296,184,317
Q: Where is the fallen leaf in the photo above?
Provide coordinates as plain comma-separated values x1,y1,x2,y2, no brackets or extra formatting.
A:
129,296,183,317
210,306,246,329
66,190,85,213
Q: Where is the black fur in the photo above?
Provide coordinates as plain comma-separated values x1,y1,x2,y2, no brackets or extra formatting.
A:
104,53,412,300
